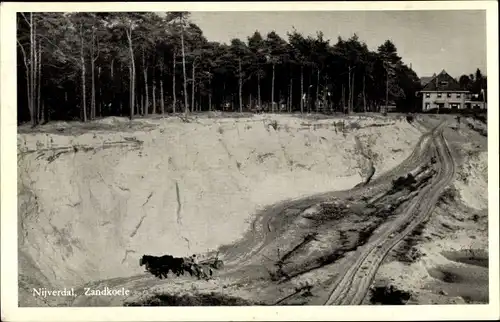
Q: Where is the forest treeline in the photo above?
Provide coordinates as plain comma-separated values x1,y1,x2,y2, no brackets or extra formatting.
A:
16,12,487,126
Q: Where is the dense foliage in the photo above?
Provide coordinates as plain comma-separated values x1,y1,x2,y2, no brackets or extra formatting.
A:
16,12,485,125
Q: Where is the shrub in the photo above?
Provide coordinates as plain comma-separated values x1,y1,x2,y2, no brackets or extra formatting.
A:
369,285,411,305
391,173,417,191
269,120,279,131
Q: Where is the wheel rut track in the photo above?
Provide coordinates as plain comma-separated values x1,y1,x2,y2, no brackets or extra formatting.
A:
219,122,446,269
324,124,456,305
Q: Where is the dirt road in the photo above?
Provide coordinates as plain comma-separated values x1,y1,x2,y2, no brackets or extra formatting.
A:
324,124,455,305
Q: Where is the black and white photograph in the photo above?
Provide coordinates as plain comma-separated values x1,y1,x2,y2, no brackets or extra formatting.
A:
1,1,499,321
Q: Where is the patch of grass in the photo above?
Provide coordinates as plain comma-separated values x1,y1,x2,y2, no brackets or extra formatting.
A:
438,187,458,205
125,292,262,306
333,121,345,133
269,120,279,131
256,152,275,163
347,121,361,130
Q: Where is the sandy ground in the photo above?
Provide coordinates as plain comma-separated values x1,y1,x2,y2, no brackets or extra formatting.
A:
372,117,488,305
18,114,424,305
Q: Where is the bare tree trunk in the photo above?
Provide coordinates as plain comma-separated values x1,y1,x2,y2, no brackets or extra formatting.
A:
197,87,200,112
142,47,149,116
98,67,102,117
300,65,304,114
208,75,212,111
191,62,195,113
289,77,293,113
41,101,45,123
351,72,355,112
37,41,42,123
341,84,345,113
160,76,165,115
239,59,243,113
172,51,176,113
348,67,351,114
385,67,389,112
363,74,366,112
80,24,87,122
18,40,32,123
27,14,34,125
152,76,156,115
110,59,114,113
257,72,261,111
91,46,95,120
316,68,320,113
34,32,38,123
271,63,275,113
126,25,135,120
31,13,37,126
180,14,189,116
142,94,145,116
135,90,139,115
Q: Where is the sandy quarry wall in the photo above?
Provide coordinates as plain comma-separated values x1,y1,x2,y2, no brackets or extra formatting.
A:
17,115,422,291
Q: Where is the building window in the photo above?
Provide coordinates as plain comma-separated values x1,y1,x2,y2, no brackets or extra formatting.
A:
425,103,430,110
425,93,430,98
437,93,442,98
439,81,448,86
457,93,461,98
447,93,452,98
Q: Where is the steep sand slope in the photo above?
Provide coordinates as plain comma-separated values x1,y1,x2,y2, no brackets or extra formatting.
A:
17,115,421,303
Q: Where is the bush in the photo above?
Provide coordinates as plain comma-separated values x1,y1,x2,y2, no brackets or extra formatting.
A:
369,285,411,305
391,173,417,191
438,187,458,205
269,120,279,131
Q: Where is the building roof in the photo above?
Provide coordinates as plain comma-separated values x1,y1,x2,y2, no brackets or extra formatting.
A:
421,70,466,92
420,74,436,86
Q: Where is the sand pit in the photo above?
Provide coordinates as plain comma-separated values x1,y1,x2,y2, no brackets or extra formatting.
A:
17,114,422,305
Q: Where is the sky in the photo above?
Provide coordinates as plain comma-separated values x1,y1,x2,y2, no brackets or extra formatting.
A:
189,10,487,78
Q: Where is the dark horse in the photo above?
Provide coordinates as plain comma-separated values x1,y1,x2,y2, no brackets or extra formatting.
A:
140,255,185,279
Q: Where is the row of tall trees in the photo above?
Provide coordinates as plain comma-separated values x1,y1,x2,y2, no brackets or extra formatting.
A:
458,69,488,102
17,12,423,126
